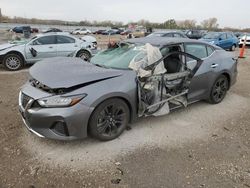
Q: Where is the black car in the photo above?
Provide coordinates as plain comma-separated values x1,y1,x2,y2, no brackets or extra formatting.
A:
186,30,206,39
12,26,31,34
147,31,187,38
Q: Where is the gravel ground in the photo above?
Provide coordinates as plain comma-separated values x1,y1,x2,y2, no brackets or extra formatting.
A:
0,32,250,188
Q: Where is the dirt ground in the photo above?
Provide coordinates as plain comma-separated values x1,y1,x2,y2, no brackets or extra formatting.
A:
0,32,250,188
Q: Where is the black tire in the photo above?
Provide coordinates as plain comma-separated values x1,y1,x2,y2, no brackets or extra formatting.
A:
230,44,236,51
89,98,130,141
208,75,229,104
76,50,91,61
3,53,24,71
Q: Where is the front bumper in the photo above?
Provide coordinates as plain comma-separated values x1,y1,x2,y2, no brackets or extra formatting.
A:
18,86,93,140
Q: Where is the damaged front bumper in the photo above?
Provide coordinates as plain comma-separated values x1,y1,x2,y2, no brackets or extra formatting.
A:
18,84,93,140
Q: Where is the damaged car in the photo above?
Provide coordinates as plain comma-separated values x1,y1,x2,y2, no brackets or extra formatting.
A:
19,37,238,141
0,33,95,71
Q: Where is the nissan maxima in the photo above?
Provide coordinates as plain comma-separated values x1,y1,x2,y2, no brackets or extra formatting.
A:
19,37,238,141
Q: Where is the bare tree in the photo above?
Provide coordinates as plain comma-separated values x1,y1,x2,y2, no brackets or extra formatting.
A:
177,19,197,29
201,18,219,30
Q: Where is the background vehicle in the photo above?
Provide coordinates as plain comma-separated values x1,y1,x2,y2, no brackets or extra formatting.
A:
0,33,94,70
186,30,206,39
72,28,91,35
200,32,238,51
120,30,132,35
19,37,237,141
239,34,250,48
102,29,118,35
43,28,63,33
12,26,31,34
93,29,106,34
147,31,188,38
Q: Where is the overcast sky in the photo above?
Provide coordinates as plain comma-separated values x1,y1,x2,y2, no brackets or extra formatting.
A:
1,0,249,28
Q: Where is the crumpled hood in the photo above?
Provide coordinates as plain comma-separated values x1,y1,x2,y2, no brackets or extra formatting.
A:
29,57,123,89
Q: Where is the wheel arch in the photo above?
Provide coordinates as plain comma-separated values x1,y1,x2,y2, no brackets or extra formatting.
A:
5,51,25,63
87,95,134,135
76,49,92,57
221,72,231,90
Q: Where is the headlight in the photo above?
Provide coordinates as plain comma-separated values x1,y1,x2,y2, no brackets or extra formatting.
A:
38,94,87,108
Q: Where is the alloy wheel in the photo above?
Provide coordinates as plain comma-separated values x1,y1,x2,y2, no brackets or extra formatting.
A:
211,77,228,103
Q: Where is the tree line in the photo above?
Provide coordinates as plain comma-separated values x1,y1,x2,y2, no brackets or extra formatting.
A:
1,14,249,32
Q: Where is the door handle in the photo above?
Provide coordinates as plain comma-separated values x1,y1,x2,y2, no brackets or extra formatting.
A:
211,63,219,68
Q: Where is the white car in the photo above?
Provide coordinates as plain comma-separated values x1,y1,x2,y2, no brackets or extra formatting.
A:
239,34,250,47
72,28,91,35
0,33,94,71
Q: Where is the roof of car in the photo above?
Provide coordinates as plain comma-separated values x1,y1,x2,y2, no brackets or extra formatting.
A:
154,30,184,34
36,32,71,37
125,36,205,46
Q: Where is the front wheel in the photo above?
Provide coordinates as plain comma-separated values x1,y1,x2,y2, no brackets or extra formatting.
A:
208,75,229,104
89,98,130,141
76,50,91,61
230,44,236,51
3,53,24,71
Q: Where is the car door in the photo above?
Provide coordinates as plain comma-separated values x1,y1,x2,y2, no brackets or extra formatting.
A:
218,34,227,49
56,35,79,57
184,43,216,102
25,35,57,63
226,33,234,48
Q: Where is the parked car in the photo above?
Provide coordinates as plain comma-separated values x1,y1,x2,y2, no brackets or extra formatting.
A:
0,33,94,71
147,31,188,38
102,29,118,35
239,33,250,48
72,28,91,35
131,29,146,38
186,30,206,39
12,26,31,34
120,30,132,35
43,28,63,33
93,29,106,34
31,28,39,33
200,32,238,51
18,37,237,141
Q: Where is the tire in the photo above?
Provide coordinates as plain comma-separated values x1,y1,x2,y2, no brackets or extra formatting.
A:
208,75,229,104
76,50,91,61
230,44,236,51
89,98,130,141
3,53,24,71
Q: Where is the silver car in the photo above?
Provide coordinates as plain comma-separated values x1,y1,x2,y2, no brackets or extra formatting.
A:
0,32,95,71
19,37,238,141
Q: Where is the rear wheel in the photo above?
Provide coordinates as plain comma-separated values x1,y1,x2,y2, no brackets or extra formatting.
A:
208,75,229,104
3,53,24,71
89,98,130,141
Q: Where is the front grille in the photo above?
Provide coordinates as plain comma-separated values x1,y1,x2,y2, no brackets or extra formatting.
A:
21,93,32,109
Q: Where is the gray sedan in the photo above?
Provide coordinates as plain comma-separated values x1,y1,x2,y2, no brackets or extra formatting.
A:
19,37,238,141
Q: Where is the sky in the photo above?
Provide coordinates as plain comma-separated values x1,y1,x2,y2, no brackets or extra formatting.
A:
0,0,249,28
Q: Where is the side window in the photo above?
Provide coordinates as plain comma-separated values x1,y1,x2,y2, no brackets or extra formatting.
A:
220,34,227,40
226,33,232,39
173,33,181,38
33,36,56,45
207,46,214,56
185,44,208,59
164,33,173,37
57,36,75,44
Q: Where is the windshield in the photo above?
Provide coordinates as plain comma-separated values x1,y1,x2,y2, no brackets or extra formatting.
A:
203,33,220,39
91,43,145,69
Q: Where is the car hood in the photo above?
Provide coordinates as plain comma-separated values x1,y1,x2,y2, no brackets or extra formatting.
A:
29,57,123,89
0,43,18,51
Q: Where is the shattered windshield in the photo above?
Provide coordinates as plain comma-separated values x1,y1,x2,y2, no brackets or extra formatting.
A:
91,43,145,69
